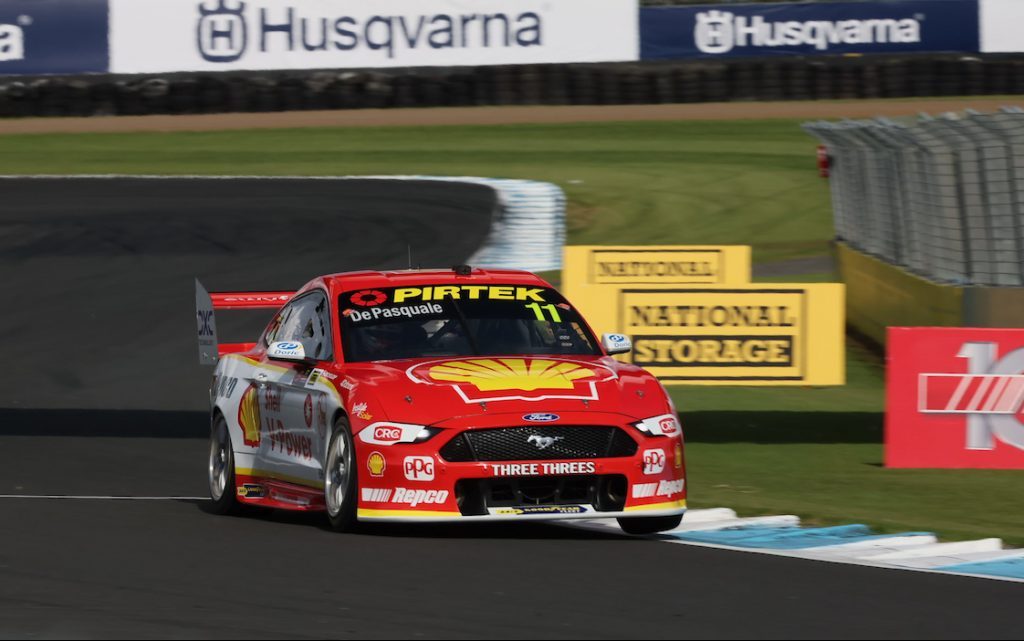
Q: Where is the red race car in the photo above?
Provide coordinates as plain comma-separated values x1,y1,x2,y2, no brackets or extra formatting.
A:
196,267,686,534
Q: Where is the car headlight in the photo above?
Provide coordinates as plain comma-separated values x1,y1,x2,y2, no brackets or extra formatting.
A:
358,422,442,446
632,413,682,437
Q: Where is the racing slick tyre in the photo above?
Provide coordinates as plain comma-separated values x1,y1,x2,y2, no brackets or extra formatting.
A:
325,416,358,532
616,514,683,535
208,413,238,515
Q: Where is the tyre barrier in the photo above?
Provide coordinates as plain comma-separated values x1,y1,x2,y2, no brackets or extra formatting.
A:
4,54,1024,118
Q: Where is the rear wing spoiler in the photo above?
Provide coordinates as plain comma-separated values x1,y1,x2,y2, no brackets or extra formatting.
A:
195,279,293,365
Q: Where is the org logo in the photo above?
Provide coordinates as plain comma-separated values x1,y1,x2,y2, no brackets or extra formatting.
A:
0,23,25,62
196,0,248,63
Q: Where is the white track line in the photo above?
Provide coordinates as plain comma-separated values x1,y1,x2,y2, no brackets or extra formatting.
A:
562,513,1024,584
0,495,208,500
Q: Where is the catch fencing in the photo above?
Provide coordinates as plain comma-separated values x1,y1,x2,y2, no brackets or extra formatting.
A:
804,108,1024,286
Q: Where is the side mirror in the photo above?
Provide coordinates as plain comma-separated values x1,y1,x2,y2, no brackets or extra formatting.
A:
602,333,632,355
267,341,308,363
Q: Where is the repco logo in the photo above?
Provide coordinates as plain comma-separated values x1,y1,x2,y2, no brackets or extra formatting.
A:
197,0,248,63
373,426,401,442
920,343,1024,452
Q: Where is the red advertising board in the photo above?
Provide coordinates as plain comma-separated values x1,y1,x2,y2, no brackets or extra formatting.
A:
887,327,1024,469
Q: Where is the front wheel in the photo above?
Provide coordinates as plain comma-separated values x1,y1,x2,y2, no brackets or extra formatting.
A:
324,416,358,532
208,414,237,515
617,514,683,535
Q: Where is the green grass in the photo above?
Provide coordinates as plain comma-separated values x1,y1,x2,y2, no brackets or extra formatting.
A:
4,115,1023,545
683,414,1024,546
0,120,833,263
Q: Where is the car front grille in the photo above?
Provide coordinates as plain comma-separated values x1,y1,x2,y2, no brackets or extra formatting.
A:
454,474,628,516
439,425,637,462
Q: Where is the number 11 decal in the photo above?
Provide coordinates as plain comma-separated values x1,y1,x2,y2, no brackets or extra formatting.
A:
525,303,562,322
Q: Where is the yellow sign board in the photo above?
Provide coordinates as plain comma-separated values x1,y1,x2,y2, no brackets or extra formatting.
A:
577,284,845,386
562,245,752,302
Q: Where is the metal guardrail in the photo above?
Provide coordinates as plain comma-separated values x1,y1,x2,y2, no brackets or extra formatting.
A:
804,108,1024,286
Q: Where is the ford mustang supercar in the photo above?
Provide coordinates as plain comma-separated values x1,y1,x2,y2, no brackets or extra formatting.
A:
196,267,686,534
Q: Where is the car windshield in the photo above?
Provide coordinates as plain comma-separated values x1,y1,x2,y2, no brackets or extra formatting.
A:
339,284,600,362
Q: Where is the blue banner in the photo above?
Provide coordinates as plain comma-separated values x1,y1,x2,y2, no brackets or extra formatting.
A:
641,1,980,60
0,0,108,75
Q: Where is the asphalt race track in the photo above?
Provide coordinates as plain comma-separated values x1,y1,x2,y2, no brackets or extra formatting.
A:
0,177,1020,639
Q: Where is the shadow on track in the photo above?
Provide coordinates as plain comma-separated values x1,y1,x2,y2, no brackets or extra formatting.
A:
684,411,882,444
0,408,209,438
197,500,629,541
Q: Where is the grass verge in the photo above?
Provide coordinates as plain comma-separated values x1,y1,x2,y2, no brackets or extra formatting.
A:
0,119,832,263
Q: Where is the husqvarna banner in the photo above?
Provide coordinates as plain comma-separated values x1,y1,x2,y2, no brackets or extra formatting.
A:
641,0,979,59
887,327,1024,469
0,0,108,75
109,0,639,74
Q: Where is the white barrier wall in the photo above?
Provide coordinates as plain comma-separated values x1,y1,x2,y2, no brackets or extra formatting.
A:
371,176,565,273
110,0,638,74
981,0,1024,52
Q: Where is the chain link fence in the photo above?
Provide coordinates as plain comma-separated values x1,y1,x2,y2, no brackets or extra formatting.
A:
804,108,1024,286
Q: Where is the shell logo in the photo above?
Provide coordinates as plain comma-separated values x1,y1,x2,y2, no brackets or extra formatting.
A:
237,384,261,447
429,358,594,392
367,451,386,477
408,357,614,403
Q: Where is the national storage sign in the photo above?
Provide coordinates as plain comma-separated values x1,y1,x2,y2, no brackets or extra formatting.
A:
640,0,979,60
579,284,845,386
109,0,639,74
625,289,806,381
562,245,751,303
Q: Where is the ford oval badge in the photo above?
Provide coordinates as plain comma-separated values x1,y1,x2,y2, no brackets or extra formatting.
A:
523,413,559,423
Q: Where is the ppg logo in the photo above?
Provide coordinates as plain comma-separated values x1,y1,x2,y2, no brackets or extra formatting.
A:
403,456,435,481
920,343,1024,452
642,449,666,475
196,309,215,337
694,10,734,55
196,0,247,63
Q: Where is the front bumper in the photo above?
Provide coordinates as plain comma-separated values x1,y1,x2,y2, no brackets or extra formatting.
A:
355,412,687,522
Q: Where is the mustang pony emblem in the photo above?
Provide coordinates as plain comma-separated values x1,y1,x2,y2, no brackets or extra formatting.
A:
527,435,564,450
